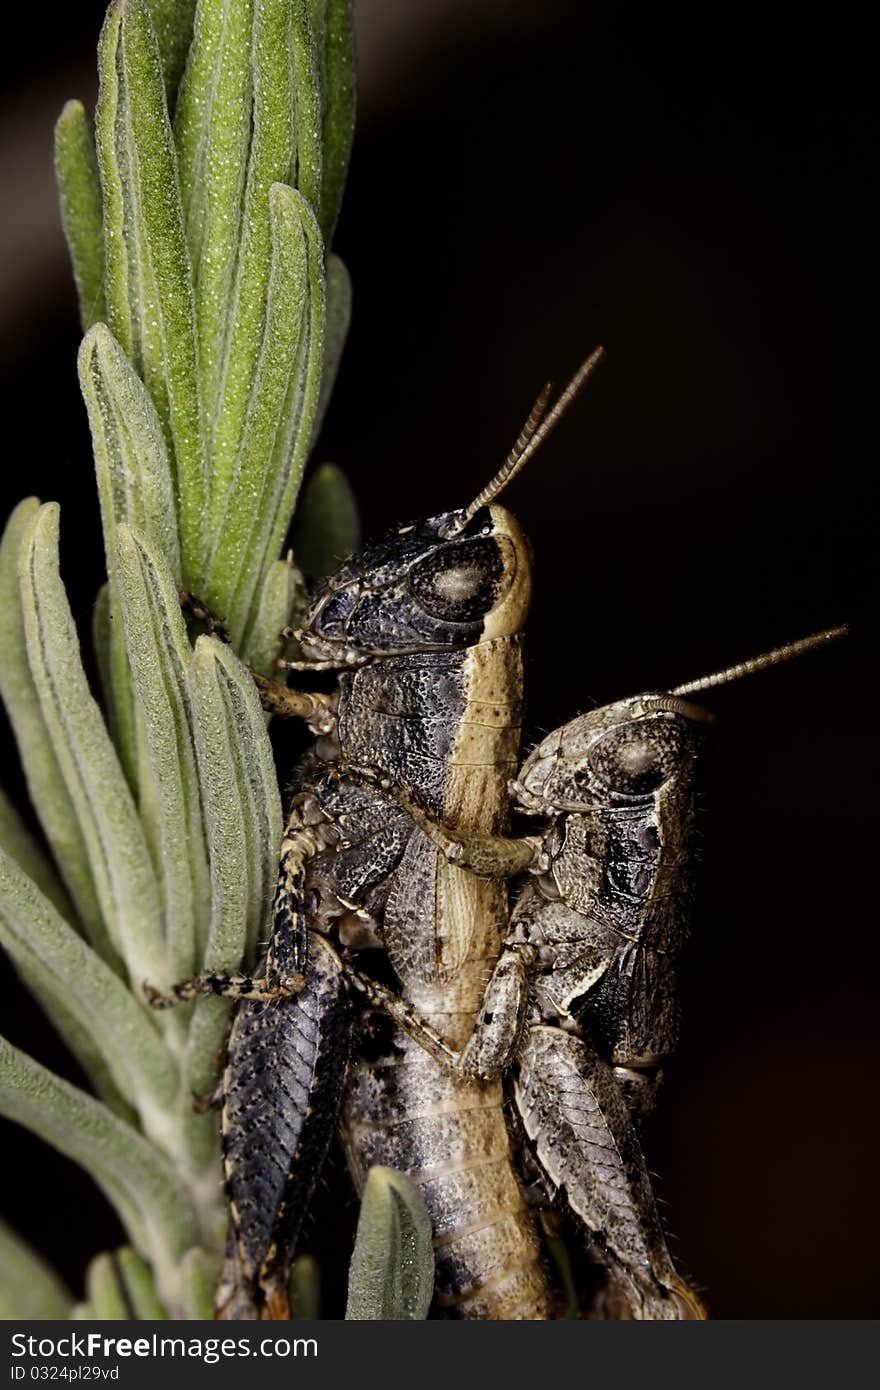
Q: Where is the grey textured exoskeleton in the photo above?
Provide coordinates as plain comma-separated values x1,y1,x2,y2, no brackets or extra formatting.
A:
148,352,605,1319
369,626,847,1319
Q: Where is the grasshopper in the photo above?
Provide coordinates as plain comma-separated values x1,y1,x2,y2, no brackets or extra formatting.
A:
149,353,605,1318
357,626,846,1318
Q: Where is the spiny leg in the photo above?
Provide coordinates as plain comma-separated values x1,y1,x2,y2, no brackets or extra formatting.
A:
177,589,337,735
250,671,336,734
218,934,353,1320
396,787,546,878
145,808,338,1010
514,1025,706,1320
343,940,534,1080
144,970,304,1010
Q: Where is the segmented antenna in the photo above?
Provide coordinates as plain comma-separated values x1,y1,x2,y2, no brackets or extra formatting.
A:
444,347,605,535
670,624,849,696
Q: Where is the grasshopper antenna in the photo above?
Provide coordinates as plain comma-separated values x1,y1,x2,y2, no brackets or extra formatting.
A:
443,346,605,536
670,624,849,696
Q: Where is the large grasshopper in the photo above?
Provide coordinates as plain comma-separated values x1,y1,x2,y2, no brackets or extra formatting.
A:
361,626,845,1318
149,353,605,1318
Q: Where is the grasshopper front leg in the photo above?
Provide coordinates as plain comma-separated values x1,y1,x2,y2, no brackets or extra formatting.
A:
345,938,535,1080
145,808,338,1009
177,588,337,735
396,787,546,879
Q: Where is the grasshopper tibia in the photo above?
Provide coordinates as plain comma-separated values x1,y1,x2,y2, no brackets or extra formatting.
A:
144,970,305,1009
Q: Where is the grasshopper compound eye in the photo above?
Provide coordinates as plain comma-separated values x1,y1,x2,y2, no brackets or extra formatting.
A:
407,536,504,622
585,715,691,799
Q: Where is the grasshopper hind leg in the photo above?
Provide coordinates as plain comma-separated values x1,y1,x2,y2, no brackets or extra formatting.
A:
217,933,352,1319
514,1025,706,1320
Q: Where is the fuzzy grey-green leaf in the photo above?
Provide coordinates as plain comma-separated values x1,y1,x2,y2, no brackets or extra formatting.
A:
116,524,210,977
291,1253,321,1320
187,634,281,1092
0,784,73,922
0,848,179,1137
242,555,307,673
86,1253,129,1320
96,0,205,587
291,1,322,219
292,461,359,581
312,252,351,441
79,323,182,785
0,1221,72,1320
0,1036,198,1310
319,0,355,242
54,100,106,330
345,1167,434,1320
79,324,181,577
18,504,165,990
117,1248,168,1319
175,0,254,430
145,0,198,100
0,500,106,951
179,1248,218,1319
207,185,324,644
206,0,297,534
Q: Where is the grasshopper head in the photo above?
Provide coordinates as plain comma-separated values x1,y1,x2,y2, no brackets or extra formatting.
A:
297,503,531,664
513,696,702,817
295,350,606,667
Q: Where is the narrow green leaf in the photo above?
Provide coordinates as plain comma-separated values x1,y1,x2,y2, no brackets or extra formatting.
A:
10,956,136,1123
54,100,106,329
79,324,182,785
79,324,181,577
320,0,355,243
313,251,351,440
242,555,307,674
0,1036,199,1309
249,194,326,637
291,1,323,220
292,461,359,581
345,1167,434,1320
92,579,137,791
0,501,106,951
0,785,73,922
116,525,210,977
201,638,281,968
175,0,254,430
86,1253,129,1319
18,504,165,990
145,0,199,100
0,1221,72,1320
187,635,281,1092
0,849,179,1138
0,839,138,1122
179,1247,218,1319
545,1232,580,1319
0,786,130,1113
207,186,324,643
96,0,205,587
117,1247,168,1318
291,1253,321,1320
207,0,297,529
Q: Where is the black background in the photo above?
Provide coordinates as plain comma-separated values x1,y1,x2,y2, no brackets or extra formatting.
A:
0,1,877,1318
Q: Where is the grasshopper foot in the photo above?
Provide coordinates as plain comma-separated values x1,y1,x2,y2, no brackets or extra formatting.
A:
143,971,306,1009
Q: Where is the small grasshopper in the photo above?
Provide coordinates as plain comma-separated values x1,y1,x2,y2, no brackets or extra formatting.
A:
355,626,846,1318
149,353,604,1318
